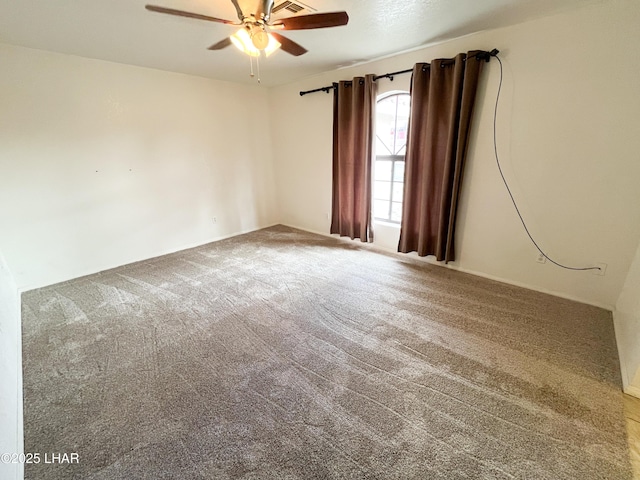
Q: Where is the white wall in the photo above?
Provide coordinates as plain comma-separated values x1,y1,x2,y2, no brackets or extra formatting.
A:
1,5,637,476
269,0,640,309
0,251,22,480
615,240,640,397
0,43,278,290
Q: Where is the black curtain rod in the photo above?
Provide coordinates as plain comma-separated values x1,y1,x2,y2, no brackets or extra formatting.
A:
299,48,499,96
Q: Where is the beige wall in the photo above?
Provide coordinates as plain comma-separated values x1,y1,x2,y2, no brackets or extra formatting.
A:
269,0,640,309
0,44,278,290
615,240,640,397
0,251,21,480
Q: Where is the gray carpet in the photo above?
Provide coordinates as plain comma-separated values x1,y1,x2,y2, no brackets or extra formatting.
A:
22,225,632,479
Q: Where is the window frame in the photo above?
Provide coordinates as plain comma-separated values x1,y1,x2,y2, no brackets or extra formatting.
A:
373,91,410,225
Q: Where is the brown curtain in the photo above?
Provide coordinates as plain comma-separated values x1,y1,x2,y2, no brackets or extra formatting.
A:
330,74,376,242
398,51,486,262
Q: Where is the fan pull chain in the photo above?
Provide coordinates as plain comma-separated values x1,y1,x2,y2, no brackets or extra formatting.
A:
256,54,261,84
249,54,254,78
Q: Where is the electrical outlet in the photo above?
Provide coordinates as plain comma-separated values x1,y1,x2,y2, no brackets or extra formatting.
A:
536,252,547,264
592,262,607,276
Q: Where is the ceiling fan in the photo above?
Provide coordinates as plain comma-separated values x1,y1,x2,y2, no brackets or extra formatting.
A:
145,0,349,57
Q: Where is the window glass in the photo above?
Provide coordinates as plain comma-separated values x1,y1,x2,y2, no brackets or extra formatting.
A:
375,160,392,181
392,182,404,203
373,200,390,219
393,161,405,182
373,92,410,224
391,202,403,223
374,181,391,201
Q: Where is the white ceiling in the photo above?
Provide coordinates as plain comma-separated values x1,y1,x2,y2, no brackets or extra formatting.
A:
0,0,603,86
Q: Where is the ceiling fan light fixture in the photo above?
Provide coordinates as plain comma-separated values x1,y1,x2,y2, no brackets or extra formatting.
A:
230,28,258,57
230,28,281,57
251,29,269,50
263,33,281,57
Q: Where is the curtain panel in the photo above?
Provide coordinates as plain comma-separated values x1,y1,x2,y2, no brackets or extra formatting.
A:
398,51,486,262
330,75,377,242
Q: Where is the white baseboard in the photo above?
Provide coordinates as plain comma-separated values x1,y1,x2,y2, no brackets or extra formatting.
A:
612,310,631,393
15,289,24,480
450,265,613,311
281,223,613,310
21,222,281,293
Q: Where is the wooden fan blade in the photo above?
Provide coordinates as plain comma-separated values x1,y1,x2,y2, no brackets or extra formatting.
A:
270,32,307,56
208,37,232,50
271,12,348,30
145,5,236,24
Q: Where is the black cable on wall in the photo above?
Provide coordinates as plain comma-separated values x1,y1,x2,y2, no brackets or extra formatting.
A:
492,54,601,272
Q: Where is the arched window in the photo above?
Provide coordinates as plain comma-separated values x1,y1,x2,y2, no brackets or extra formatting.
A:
373,92,410,223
